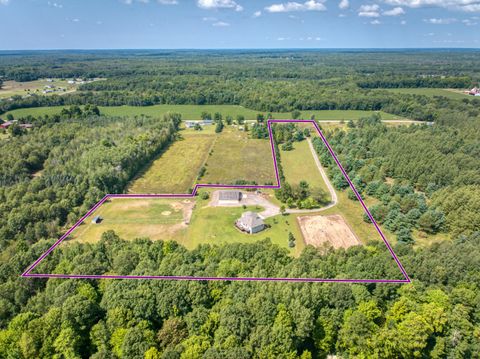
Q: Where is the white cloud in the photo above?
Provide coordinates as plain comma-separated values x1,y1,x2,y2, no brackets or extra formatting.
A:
384,0,480,13
358,4,380,17
48,2,63,8
400,19,407,24
72,18,80,22
197,0,243,11
383,6,405,15
0,0,10,4
462,18,478,25
370,19,381,24
339,0,349,9
424,17,458,24
253,10,262,17
212,21,230,26
265,0,327,13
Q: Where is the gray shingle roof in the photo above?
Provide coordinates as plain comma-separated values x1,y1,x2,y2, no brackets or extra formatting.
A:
219,190,242,201
239,211,264,228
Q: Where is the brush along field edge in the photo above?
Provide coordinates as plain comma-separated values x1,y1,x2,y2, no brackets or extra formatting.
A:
22,120,411,283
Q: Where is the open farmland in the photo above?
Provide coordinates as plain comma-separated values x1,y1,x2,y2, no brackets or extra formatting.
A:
201,128,276,185
71,198,194,243
0,78,83,99
4,104,405,121
383,88,472,100
128,133,215,194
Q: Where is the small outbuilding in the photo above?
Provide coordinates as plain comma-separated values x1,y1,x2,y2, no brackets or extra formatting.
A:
91,216,102,224
236,211,265,234
218,190,242,204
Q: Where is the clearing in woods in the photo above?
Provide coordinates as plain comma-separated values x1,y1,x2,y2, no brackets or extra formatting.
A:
128,133,215,194
298,214,360,250
72,198,194,243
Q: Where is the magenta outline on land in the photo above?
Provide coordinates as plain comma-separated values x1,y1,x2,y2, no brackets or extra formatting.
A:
22,119,411,284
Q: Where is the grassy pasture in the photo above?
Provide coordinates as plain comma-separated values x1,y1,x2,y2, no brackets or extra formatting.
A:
280,139,331,203
201,128,276,185
71,198,190,243
383,88,471,100
4,104,404,121
128,133,215,194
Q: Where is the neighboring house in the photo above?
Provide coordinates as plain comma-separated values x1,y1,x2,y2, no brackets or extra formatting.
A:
185,121,196,128
467,87,480,96
202,119,213,125
218,190,242,204
91,216,102,224
20,124,33,129
0,121,13,129
236,211,265,234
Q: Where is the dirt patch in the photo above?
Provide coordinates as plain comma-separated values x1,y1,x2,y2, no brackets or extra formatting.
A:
161,211,172,216
297,214,360,249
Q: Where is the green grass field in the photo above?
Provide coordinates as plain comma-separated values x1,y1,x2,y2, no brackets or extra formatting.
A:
201,128,276,185
4,104,404,121
72,198,189,243
383,88,471,100
185,192,305,256
128,133,215,194
280,139,331,203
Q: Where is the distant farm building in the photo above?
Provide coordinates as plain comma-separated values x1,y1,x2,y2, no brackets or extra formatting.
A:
236,211,265,234
0,121,13,129
218,190,242,204
185,119,214,128
466,87,480,96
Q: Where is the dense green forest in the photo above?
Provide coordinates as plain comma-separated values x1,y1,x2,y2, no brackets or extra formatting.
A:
0,50,479,358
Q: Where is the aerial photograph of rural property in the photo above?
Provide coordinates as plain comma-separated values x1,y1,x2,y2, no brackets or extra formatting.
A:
1,0,480,358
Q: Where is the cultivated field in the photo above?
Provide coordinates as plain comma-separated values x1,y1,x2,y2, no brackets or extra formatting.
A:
201,128,276,185
280,139,331,203
298,214,360,249
71,198,194,243
4,105,405,121
128,133,215,194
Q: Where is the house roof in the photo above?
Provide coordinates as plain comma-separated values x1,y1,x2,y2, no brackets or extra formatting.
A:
218,190,242,201
238,211,264,229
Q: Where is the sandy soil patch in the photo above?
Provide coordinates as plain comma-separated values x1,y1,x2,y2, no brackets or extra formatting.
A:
297,214,360,249
161,211,172,216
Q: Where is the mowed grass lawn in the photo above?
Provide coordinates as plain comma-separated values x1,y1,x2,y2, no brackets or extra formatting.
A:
128,133,215,194
280,139,331,203
202,128,276,185
4,104,404,121
71,198,189,243
383,88,471,101
186,194,305,256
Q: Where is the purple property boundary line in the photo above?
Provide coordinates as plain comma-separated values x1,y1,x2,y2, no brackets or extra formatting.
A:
22,120,411,284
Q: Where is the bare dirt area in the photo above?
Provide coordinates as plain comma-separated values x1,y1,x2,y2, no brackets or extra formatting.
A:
297,214,360,249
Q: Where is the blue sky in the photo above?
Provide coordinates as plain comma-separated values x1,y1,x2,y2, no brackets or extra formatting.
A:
0,0,479,49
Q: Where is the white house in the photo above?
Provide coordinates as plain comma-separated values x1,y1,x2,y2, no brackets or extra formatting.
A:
236,211,265,234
